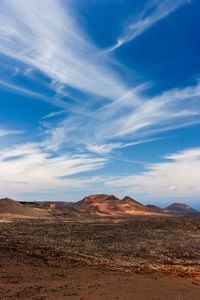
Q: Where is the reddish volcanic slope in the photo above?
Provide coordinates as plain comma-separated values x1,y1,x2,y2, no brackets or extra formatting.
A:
2,196,199,218
74,194,164,216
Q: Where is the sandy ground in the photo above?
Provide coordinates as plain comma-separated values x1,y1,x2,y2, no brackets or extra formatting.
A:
0,216,200,299
0,250,200,300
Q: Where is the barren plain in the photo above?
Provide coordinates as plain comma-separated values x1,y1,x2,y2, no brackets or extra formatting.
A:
0,215,200,299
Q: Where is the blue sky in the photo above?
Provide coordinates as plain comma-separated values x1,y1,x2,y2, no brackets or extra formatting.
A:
0,0,200,208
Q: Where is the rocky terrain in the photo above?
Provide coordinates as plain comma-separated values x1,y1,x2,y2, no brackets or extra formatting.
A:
0,195,200,299
0,216,200,299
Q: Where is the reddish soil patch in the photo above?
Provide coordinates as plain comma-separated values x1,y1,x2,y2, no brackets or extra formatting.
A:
0,251,199,300
0,216,199,299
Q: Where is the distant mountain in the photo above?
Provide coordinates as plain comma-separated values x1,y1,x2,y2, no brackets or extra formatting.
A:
146,204,169,214
165,203,200,215
40,201,74,207
19,200,83,217
73,194,163,217
0,198,50,217
2,196,199,218
19,201,74,208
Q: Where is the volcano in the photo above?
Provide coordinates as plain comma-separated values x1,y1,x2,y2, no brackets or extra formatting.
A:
74,194,164,216
165,203,200,215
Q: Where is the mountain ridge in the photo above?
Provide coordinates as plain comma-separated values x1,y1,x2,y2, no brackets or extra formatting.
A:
1,195,199,217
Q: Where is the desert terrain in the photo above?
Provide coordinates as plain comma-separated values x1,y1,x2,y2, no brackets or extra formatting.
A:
0,196,200,299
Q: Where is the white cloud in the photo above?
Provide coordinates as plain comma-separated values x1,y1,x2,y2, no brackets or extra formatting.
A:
87,143,123,154
0,128,23,137
0,0,126,101
0,143,107,196
86,139,160,154
106,147,200,198
0,79,50,102
12,66,19,76
43,82,200,152
107,0,190,51
0,0,199,202
168,185,176,191
42,110,66,120
0,0,199,154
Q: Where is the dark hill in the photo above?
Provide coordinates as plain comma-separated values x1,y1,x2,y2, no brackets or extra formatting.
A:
146,204,169,214
0,198,50,217
165,203,200,215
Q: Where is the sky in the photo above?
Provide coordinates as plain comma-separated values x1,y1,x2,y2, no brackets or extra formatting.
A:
0,0,200,208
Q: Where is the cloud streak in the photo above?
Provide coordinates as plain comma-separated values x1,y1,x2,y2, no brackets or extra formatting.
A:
106,147,200,199
0,0,199,202
0,143,107,197
0,79,50,101
0,0,126,101
0,0,199,155
44,82,200,152
0,128,23,137
107,0,190,52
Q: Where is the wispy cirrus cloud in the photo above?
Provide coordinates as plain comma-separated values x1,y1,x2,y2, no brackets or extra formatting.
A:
0,0,199,155
43,82,200,152
86,138,161,155
0,0,126,101
0,143,107,197
0,78,75,110
0,0,199,202
42,110,66,120
106,147,200,199
0,127,23,137
107,0,191,52
0,79,49,101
